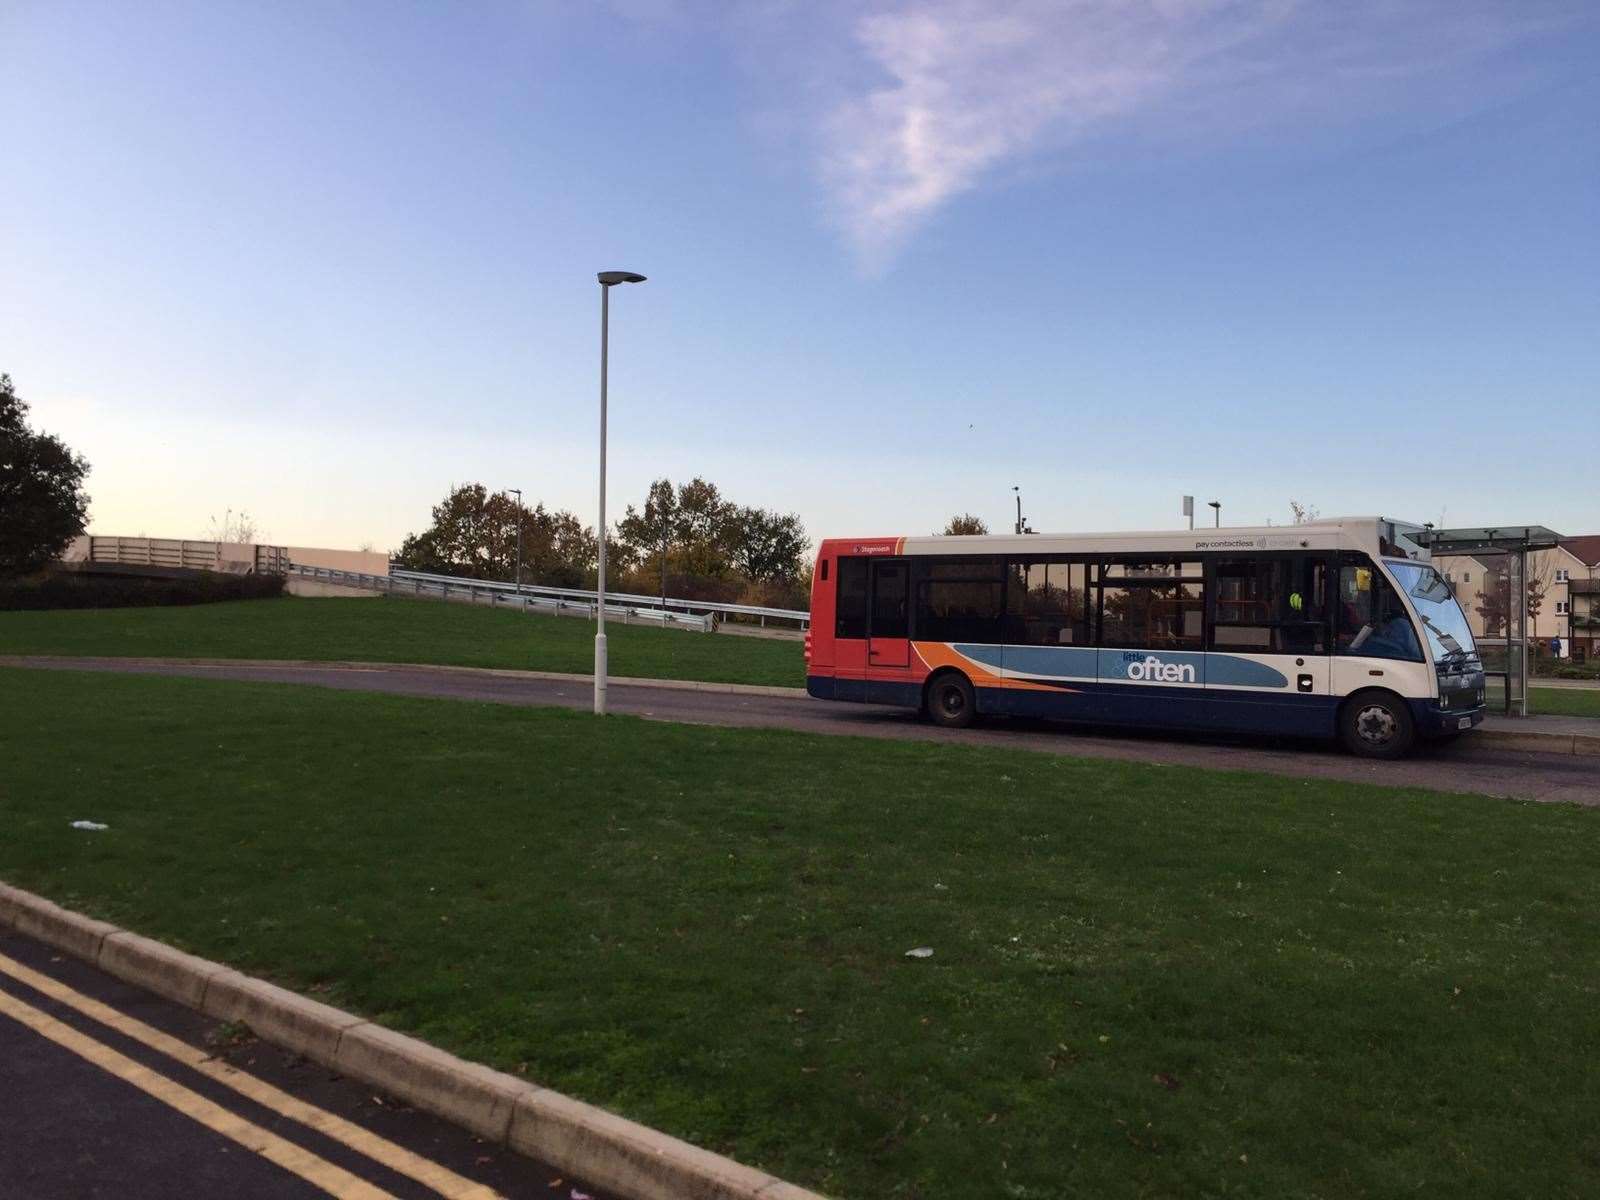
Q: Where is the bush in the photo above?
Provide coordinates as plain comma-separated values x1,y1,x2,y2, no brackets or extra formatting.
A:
0,570,286,611
1548,663,1600,681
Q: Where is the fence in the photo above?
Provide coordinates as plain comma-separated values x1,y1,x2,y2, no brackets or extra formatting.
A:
288,565,721,632
72,536,290,575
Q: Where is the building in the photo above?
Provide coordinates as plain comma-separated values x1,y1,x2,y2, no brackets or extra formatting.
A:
1435,537,1600,661
1561,536,1600,661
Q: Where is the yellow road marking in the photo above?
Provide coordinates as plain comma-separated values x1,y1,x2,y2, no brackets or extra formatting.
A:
0,985,396,1199
0,952,503,1200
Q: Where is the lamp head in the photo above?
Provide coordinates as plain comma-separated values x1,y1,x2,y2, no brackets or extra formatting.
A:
598,271,647,286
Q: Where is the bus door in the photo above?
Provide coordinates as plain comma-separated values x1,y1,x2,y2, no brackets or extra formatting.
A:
1206,554,1332,733
868,558,911,670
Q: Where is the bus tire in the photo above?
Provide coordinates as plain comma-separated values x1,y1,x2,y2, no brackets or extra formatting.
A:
1339,690,1415,759
925,671,976,729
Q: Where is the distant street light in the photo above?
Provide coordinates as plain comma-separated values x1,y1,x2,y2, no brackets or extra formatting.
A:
1012,486,1024,535
1208,500,1221,528
507,488,523,596
595,270,647,716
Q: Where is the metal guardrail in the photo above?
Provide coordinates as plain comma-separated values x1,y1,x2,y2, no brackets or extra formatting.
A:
288,564,719,632
387,568,810,630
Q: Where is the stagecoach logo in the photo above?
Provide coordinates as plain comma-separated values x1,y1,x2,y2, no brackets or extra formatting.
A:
1122,653,1197,684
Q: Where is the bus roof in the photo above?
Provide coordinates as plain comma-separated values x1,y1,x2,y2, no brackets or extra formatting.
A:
821,517,1428,561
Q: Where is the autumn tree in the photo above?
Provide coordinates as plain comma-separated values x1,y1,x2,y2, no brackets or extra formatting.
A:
394,484,596,586
1288,500,1320,525
0,374,91,576
941,514,989,536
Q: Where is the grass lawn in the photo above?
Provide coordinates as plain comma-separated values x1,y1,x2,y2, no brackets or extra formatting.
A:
0,595,802,687
3,667,1597,1198
1530,687,1600,720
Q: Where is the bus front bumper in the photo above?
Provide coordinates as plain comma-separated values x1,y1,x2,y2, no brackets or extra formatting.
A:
1413,701,1486,738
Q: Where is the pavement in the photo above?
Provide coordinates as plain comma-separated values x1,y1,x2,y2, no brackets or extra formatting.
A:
0,928,610,1200
6,655,1598,805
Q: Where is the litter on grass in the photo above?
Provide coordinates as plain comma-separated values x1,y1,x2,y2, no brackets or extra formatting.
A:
905,947,934,959
70,821,109,831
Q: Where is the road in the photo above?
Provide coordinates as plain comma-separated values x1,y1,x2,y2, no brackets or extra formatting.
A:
0,929,608,1200
8,656,1598,805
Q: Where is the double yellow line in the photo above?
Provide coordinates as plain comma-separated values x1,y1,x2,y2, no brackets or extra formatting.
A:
0,952,503,1200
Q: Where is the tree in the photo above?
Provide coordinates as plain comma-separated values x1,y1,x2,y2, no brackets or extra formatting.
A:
206,508,262,544
0,374,90,577
1474,580,1508,638
614,476,739,581
727,506,808,582
393,483,596,586
941,514,988,536
1288,500,1320,525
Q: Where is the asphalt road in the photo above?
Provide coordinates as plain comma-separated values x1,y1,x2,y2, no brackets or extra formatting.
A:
0,930,609,1200
8,656,1598,805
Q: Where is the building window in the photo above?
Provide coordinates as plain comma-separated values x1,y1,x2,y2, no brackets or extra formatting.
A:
1556,569,1569,582
1463,571,1471,583
1556,601,1569,615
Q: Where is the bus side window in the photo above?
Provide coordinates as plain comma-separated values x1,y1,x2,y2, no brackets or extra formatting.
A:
1336,558,1421,661
836,557,869,639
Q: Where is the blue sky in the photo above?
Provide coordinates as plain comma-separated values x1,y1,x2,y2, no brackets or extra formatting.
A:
3,1,1597,550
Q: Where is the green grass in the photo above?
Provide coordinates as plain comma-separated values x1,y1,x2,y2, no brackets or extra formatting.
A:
3,667,1598,1199
0,595,802,687
1530,687,1600,719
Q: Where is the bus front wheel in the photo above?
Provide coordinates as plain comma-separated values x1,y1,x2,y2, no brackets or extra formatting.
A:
926,672,976,729
1339,691,1415,759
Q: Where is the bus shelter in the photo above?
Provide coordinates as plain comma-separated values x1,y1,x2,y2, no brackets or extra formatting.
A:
1414,525,1563,717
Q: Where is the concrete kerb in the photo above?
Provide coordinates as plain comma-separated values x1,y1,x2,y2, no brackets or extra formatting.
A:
0,881,827,1200
0,655,809,700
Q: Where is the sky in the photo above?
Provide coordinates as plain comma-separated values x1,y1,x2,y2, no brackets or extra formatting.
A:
3,0,1597,552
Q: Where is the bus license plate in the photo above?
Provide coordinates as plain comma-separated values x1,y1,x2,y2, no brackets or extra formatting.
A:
1457,717,1473,730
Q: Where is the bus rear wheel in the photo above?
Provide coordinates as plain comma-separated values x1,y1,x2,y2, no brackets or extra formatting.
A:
926,672,975,729
1339,691,1415,759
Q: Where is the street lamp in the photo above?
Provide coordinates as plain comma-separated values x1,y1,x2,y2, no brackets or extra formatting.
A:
1208,500,1221,528
595,269,647,716
507,488,523,596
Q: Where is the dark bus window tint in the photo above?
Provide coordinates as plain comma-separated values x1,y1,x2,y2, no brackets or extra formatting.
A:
836,557,868,639
1102,560,1200,580
1017,561,1090,645
916,578,1005,643
870,560,909,639
1100,582,1203,650
1212,556,1329,654
1336,558,1422,661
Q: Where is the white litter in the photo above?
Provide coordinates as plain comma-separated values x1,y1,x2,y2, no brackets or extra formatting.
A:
933,883,949,891
70,821,109,831
904,947,934,959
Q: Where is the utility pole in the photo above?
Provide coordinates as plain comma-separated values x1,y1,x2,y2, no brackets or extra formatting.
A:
508,487,523,594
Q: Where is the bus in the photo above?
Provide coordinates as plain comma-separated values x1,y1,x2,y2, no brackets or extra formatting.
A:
804,516,1485,758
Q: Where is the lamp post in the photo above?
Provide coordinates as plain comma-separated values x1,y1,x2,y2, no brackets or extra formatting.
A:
507,487,523,596
1208,500,1221,528
1012,486,1023,535
595,269,647,716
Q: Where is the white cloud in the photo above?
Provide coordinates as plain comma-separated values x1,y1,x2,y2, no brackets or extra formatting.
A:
808,0,1579,269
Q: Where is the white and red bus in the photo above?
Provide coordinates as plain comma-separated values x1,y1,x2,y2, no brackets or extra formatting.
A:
804,517,1485,758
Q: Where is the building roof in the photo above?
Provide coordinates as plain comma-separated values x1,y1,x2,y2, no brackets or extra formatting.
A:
1561,535,1600,567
